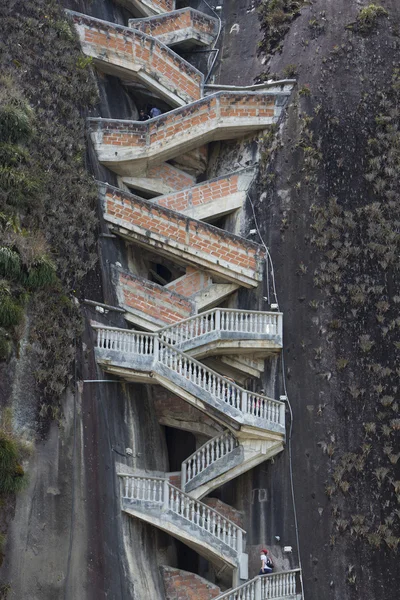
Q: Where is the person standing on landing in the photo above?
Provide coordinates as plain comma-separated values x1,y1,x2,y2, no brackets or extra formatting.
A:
259,549,274,575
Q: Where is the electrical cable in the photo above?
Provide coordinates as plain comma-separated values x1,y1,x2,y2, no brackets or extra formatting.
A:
202,1,222,84
246,190,305,599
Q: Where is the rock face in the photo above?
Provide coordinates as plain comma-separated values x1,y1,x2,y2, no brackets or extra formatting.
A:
1,1,399,600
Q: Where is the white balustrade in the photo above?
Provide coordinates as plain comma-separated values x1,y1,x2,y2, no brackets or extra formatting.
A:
94,326,156,355
182,431,239,487
119,475,244,553
215,570,300,600
120,474,164,503
160,309,282,346
94,327,284,427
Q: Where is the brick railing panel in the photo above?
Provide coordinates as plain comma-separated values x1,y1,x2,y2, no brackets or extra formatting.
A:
155,172,241,213
118,270,195,325
69,11,202,105
166,267,211,297
102,186,265,283
130,9,218,47
88,92,283,170
148,163,195,191
161,566,221,600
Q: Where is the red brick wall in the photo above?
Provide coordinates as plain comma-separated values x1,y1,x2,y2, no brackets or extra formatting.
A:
151,0,175,11
203,498,244,530
133,9,217,40
168,472,182,488
148,163,195,191
161,566,221,600
118,270,194,325
155,173,240,212
166,267,211,297
104,188,263,274
90,93,276,154
71,13,202,103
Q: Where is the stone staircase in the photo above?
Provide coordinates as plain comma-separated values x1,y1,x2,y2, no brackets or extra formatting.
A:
73,0,301,596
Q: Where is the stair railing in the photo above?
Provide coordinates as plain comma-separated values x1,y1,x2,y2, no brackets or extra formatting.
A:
119,474,245,554
214,569,301,600
94,326,285,427
182,431,239,488
159,308,282,346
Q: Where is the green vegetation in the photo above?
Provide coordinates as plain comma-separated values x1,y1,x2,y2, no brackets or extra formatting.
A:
258,0,307,56
0,0,98,418
347,4,388,35
283,64,298,78
0,433,25,496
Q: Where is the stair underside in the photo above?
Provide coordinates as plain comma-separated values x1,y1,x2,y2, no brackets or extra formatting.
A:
122,499,238,571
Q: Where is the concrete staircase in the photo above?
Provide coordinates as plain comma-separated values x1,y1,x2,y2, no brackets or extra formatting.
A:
94,326,285,437
74,0,301,595
118,474,248,576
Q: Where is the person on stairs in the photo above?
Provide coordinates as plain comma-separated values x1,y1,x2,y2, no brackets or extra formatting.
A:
259,549,274,575
149,106,162,118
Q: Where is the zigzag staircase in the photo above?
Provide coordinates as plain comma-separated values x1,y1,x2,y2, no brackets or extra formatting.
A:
72,0,301,597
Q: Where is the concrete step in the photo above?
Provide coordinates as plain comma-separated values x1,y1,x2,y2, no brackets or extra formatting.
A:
94,326,286,438
100,184,265,288
68,11,202,106
130,8,219,49
88,90,289,176
118,474,248,577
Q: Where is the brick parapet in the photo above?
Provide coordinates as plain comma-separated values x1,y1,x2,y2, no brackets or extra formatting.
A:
88,91,284,168
153,169,253,213
166,267,212,297
147,163,195,191
130,8,218,44
117,268,195,325
161,566,221,600
68,10,203,105
202,498,245,530
101,184,265,282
